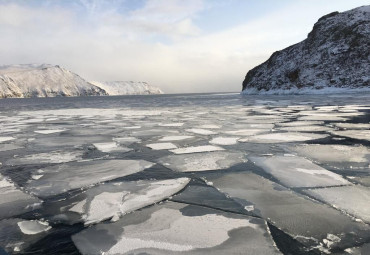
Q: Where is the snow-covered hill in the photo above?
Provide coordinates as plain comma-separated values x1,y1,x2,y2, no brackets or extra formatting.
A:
0,64,107,98
242,6,370,94
90,81,163,95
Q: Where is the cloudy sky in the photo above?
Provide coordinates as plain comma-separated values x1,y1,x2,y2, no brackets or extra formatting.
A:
0,0,368,93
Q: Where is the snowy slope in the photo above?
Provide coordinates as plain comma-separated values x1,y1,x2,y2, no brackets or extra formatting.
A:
90,81,163,95
242,6,370,94
0,64,106,98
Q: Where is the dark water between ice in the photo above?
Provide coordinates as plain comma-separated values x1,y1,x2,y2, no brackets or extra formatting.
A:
0,92,370,255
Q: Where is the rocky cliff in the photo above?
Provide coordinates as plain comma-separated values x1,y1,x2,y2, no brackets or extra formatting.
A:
242,6,370,94
0,64,106,98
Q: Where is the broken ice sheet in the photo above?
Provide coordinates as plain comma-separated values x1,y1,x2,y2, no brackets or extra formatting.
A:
223,129,266,136
93,142,132,153
170,145,224,154
288,144,370,170
67,178,190,225
275,121,324,127
113,136,141,145
304,185,370,224
146,142,178,150
0,174,41,219
24,159,154,197
204,171,370,251
72,201,280,255
0,219,51,254
6,150,84,165
240,132,328,143
158,151,246,172
249,155,349,188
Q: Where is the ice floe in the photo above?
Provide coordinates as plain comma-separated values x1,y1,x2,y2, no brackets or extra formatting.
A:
289,144,370,169
250,155,350,188
0,136,15,143
170,145,224,154
72,202,280,254
6,150,84,165
209,137,240,145
223,129,266,136
0,219,51,253
331,130,370,142
146,142,178,150
70,178,190,225
276,121,324,127
113,137,141,145
24,160,154,197
34,129,65,134
93,142,131,153
304,185,370,223
276,125,332,132
17,220,51,235
158,151,246,172
186,128,217,135
240,132,328,143
334,123,370,130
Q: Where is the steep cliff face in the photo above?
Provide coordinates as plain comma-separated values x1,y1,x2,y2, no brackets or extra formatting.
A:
242,6,370,94
90,81,163,95
0,64,106,98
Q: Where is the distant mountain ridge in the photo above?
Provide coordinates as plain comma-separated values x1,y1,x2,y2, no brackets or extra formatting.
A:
242,6,370,94
90,81,163,95
0,64,162,98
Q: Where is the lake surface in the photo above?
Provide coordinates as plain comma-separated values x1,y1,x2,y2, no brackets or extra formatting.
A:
0,92,370,255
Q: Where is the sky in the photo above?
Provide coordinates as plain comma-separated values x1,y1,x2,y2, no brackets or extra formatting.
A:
0,0,368,93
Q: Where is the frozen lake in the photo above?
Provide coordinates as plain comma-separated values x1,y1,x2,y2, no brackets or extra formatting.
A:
0,92,370,254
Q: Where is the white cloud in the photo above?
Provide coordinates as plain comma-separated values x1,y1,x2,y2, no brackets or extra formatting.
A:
0,0,368,93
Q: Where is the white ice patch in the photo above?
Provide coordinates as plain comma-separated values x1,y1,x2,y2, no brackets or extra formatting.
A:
158,136,193,142
186,129,217,135
34,129,65,134
276,121,324,127
158,123,184,127
240,132,328,143
170,145,224,154
198,124,221,129
209,137,240,145
113,137,141,145
158,151,246,172
250,156,350,188
17,220,51,235
0,136,15,143
6,150,84,165
304,185,370,224
146,143,178,150
93,142,131,153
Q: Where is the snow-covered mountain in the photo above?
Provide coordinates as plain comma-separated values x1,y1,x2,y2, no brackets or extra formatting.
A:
242,6,370,94
90,81,163,95
0,64,106,98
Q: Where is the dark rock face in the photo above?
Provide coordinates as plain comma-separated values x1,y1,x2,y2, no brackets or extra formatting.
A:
242,6,370,93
